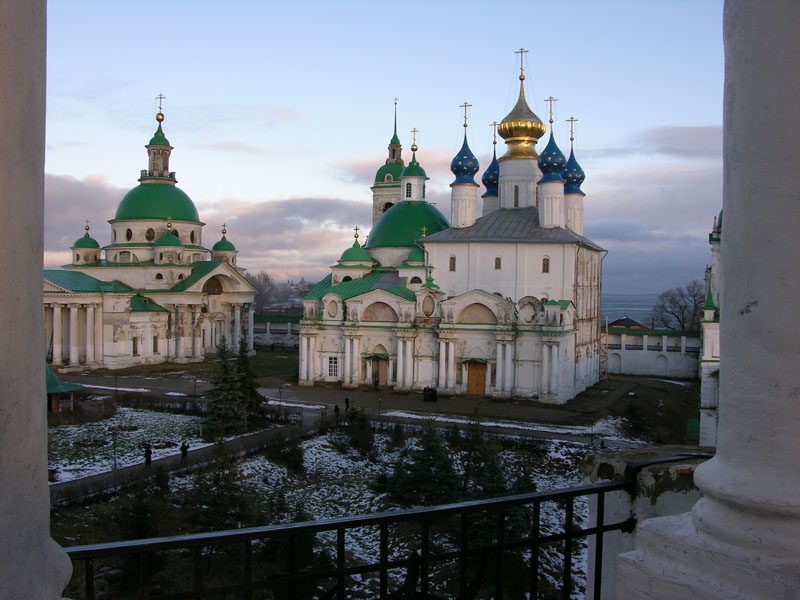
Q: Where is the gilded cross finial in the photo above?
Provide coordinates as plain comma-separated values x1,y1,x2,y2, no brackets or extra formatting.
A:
166,217,172,230
421,225,428,238
353,225,360,240
566,116,578,148
221,223,227,236
411,127,418,145
490,121,498,146
85,219,90,233
155,93,166,112
515,48,528,80
545,96,558,127
460,101,472,129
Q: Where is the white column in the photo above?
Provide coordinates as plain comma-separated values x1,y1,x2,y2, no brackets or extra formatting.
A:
397,339,404,388
352,337,360,383
550,344,558,395
366,356,373,384
388,358,394,385
495,342,504,391
504,342,513,392
191,305,199,357
542,343,549,395
247,306,254,352
86,304,95,364
0,2,73,592
406,339,414,388
447,341,456,390
68,304,80,365
438,340,447,388
299,335,306,381
51,304,62,365
344,338,351,384
234,304,241,349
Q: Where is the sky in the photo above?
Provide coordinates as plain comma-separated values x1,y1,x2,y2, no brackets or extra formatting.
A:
44,0,724,294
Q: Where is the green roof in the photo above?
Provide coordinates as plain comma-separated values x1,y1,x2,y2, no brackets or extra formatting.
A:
155,232,182,247
44,270,131,293
340,239,372,263
148,123,171,147
46,364,82,395
401,151,427,178
421,275,439,289
73,232,100,249
365,201,449,249
703,285,716,311
130,294,168,312
304,270,415,302
405,246,424,263
114,182,199,222
158,260,224,293
212,236,236,252
374,163,404,184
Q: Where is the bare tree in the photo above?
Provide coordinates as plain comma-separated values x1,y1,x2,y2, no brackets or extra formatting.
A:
651,279,705,331
244,271,274,314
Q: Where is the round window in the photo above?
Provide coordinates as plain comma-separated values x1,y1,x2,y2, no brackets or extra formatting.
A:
327,301,338,317
190,231,196,243
145,228,155,241
126,228,132,241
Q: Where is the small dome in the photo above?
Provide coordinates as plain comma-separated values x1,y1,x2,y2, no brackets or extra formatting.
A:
564,149,586,194
405,246,424,263
450,135,480,184
149,122,171,147
481,148,500,197
401,152,427,179
538,133,567,182
365,201,449,249
212,236,236,252
73,231,100,249
156,232,182,247
115,183,200,222
339,239,371,263
374,162,404,184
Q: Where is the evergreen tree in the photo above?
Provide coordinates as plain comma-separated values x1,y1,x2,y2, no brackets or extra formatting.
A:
236,337,265,421
206,337,244,436
389,423,459,506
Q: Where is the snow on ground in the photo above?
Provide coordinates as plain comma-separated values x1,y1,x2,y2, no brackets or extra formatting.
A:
81,384,152,393
48,408,210,483
647,378,693,387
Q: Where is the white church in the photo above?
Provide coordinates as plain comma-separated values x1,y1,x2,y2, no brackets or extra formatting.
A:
299,61,603,404
43,111,256,371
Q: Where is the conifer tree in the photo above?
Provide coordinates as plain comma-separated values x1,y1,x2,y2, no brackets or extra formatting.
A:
389,423,459,506
236,337,265,420
206,337,243,436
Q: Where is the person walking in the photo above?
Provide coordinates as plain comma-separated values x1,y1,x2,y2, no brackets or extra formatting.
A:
180,441,189,466
344,397,350,412
334,404,340,426
144,443,152,468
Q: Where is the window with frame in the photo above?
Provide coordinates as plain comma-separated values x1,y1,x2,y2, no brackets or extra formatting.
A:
449,256,456,271
152,335,159,354
328,356,338,377
494,257,502,270
405,182,412,198
542,257,550,273
132,336,139,356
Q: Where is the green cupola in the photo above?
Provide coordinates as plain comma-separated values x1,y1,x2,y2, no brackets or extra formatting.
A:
211,224,238,265
373,100,405,185
339,237,372,263
73,223,100,249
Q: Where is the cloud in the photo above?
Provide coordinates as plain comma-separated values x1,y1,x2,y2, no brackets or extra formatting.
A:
199,141,272,156
583,125,722,160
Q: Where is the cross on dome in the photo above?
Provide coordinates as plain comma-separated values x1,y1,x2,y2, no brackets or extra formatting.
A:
545,96,558,127
421,225,428,237
460,101,472,128
221,223,227,236
353,225,360,240
515,48,528,80
566,116,578,148
490,121,498,146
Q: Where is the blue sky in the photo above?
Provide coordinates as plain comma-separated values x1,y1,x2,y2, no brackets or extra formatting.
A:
44,0,724,293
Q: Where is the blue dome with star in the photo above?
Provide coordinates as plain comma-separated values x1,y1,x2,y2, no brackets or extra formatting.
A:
538,133,567,182
564,149,586,194
481,148,499,197
450,135,480,184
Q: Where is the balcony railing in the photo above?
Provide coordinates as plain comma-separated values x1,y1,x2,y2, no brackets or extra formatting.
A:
64,479,634,600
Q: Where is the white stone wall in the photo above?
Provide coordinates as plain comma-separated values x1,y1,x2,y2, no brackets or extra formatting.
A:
497,156,540,210
605,331,700,378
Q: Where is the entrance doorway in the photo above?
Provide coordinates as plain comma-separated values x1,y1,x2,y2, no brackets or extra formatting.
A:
467,362,486,395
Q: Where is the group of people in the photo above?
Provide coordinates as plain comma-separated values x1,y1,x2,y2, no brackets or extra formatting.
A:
333,396,352,425
142,441,191,468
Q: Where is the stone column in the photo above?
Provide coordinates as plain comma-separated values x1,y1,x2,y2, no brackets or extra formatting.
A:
51,304,62,365
233,304,241,349
397,339,404,388
542,343,549,395
438,340,446,388
406,339,415,388
0,1,73,594
504,342,513,392
68,304,80,365
617,3,800,597
247,306,254,352
388,358,394,386
299,335,307,381
447,341,455,390
191,305,198,357
495,342,503,392
550,344,558,395
352,337,359,383
86,304,95,364
344,337,351,384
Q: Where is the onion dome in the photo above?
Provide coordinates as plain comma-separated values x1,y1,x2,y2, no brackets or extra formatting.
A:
339,238,372,263
450,135,480,184
401,151,427,178
498,75,546,159
155,232,182,247
538,133,567,182
365,202,449,249
212,236,236,252
149,113,171,146
563,149,586,194
115,184,199,221
406,246,424,263
73,224,99,249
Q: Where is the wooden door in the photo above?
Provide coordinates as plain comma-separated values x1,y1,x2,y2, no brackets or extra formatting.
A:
378,359,388,386
467,363,486,396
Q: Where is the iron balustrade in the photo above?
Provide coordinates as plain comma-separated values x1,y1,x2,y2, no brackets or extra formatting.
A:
64,480,633,600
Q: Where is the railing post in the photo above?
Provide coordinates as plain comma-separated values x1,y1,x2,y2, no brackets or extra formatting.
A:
562,497,574,600
85,558,94,600
243,539,252,600
420,517,430,598
593,492,605,600
380,522,389,599
529,502,540,598
495,506,505,600
193,546,202,598
337,527,345,600
459,511,469,598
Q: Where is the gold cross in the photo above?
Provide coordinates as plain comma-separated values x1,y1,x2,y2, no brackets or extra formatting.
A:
566,116,578,145
460,101,472,128
515,48,528,78
421,226,428,237
544,96,558,126
85,219,90,233
167,216,172,230
222,222,227,236
411,127,418,146
490,121,498,145
155,93,166,112
353,225,359,240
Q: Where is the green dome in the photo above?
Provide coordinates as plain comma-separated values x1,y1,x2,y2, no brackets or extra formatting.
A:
73,232,100,249
155,232,182,247
340,239,372,263
365,201,449,249
212,236,236,252
401,152,427,178
406,247,424,263
115,182,200,222
149,123,171,146
374,163,404,184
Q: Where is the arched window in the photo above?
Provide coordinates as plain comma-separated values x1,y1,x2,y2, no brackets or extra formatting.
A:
405,182,412,198
155,273,164,280
449,256,456,272
342,276,352,282
494,257,502,270
145,228,155,241
119,251,131,262
125,228,133,241
410,276,422,284
542,257,550,273
514,185,519,208
75,254,80,262
177,274,184,280
190,231,196,243
159,252,164,261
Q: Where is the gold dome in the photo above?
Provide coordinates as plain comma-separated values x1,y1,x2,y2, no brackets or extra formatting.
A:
498,77,546,160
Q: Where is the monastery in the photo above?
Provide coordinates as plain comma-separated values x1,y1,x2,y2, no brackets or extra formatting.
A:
300,57,603,404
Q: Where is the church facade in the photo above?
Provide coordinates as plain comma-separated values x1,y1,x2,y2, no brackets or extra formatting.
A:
44,111,256,371
299,65,603,404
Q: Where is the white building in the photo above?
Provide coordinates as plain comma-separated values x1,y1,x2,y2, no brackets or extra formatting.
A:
299,64,603,404
698,210,722,445
43,112,256,371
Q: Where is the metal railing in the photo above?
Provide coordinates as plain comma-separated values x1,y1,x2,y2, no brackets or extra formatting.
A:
64,479,635,600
